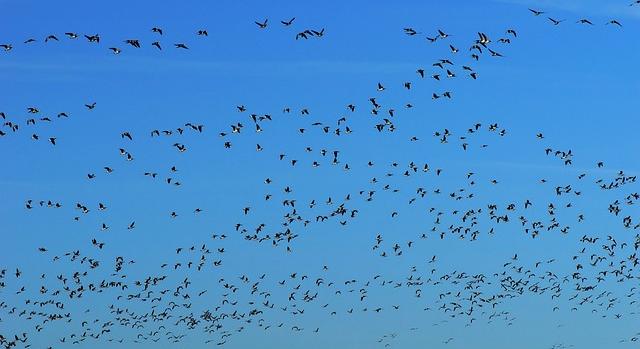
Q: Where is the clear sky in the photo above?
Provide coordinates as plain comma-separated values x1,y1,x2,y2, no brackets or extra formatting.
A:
1,1,640,348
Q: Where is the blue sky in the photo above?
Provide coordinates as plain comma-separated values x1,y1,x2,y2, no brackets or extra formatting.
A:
1,1,640,348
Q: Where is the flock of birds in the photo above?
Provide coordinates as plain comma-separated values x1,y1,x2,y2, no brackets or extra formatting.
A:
0,17,324,55
1,5,640,349
526,8,624,26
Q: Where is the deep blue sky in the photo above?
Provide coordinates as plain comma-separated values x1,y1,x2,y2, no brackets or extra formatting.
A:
1,1,640,348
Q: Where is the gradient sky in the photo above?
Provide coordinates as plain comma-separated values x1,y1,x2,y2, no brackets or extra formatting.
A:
1,1,640,348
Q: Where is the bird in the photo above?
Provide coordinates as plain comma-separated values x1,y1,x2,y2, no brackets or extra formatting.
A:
85,34,100,42
488,49,503,57
529,8,544,16
548,18,564,25
311,28,325,37
281,17,296,26
44,35,59,42
606,20,622,27
404,28,419,36
255,19,268,29
125,39,141,48
296,32,310,40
